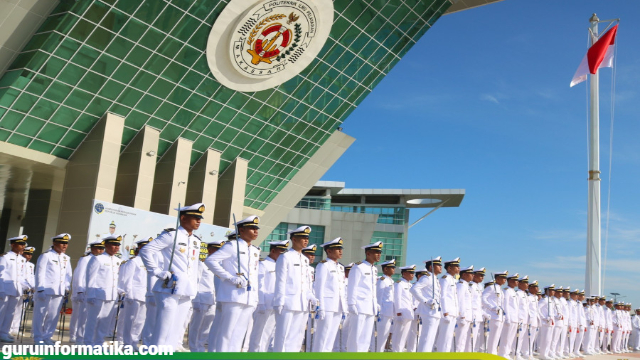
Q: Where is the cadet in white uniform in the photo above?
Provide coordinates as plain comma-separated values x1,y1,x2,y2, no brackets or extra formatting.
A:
482,270,507,355
10,245,35,336
513,276,529,360
467,267,485,352
333,263,353,352
140,203,204,349
32,233,73,344
119,237,151,350
0,236,30,342
574,290,586,356
302,243,317,351
206,231,237,352
566,289,580,357
437,257,460,352
84,235,123,346
538,285,558,360
346,241,382,352
391,265,416,352
522,280,540,360
273,226,317,352
411,256,442,352
407,270,428,352
206,215,260,352
455,265,474,352
69,240,104,344
549,287,565,358
249,240,289,352
312,238,346,352
188,239,224,352
632,309,640,350
374,258,395,352
499,272,520,359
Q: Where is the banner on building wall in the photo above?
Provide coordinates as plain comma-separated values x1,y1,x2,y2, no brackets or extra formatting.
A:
87,200,231,261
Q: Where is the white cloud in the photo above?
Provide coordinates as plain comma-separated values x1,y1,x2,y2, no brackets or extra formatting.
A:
481,94,500,104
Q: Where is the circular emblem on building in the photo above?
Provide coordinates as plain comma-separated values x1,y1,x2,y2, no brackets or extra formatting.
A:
94,203,104,214
206,0,333,92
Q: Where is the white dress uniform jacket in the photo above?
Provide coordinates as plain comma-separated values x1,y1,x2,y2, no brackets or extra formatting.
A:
377,275,395,317
35,248,72,295
482,285,506,321
86,253,122,301
274,249,313,311
193,261,215,306
440,274,459,320
72,255,91,299
140,227,201,297
411,272,442,319
347,260,378,315
119,256,147,302
457,280,473,321
503,286,519,324
516,289,529,325
314,259,346,313
206,239,260,306
258,257,277,308
0,251,30,296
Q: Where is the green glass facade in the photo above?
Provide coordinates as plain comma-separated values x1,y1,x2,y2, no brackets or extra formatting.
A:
0,0,451,210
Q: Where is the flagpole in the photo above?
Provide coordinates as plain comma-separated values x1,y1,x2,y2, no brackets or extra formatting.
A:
586,13,601,297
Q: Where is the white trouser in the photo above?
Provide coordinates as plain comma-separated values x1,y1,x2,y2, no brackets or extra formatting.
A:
188,302,215,352
334,313,351,352
372,315,392,352
538,324,555,359
632,328,640,350
567,325,577,354
465,320,480,352
212,302,256,352
68,299,83,341
417,316,440,352
549,323,563,357
471,320,487,352
313,311,342,352
242,314,254,352
0,295,19,336
391,317,412,352
574,326,585,353
499,321,518,357
436,316,456,352
141,295,157,346
122,299,146,347
406,318,419,352
32,294,63,342
455,319,471,352
486,319,504,355
10,297,25,334
151,292,191,349
83,299,116,345
557,324,568,355
347,313,374,352
522,325,539,357
274,309,306,352
207,303,222,352
612,327,622,352
249,308,276,352
514,323,527,357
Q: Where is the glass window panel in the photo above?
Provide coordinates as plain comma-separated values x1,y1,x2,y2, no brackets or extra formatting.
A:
155,102,179,121
58,129,85,148
77,71,107,92
184,92,207,113
134,94,162,114
133,0,166,24
200,101,222,118
30,98,59,119
38,123,67,144
173,108,195,127
71,113,98,132
68,19,95,43
28,139,54,153
188,115,210,132
105,35,134,59
166,85,191,106
160,123,182,142
120,18,148,43
195,76,220,97
100,7,128,33
85,97,112,116
116,86,143,108
192,136,214,152
213,87,234,104
124,110,148,129
126,46,152,68
162,62,189,84
146,54,171,76
170,15,200,43
180,70,202,91
203,121,224,138
8,133,32,147
16,117,44,137
0,110,24,130
13,93,39,113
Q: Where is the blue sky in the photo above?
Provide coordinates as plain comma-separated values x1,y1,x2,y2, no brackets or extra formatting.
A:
323,0,640,306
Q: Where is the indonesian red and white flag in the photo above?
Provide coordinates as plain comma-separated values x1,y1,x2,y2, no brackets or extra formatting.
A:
570,24,618,87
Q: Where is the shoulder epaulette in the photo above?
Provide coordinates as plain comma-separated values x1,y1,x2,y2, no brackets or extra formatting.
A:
193,234,202,241
396,280,401,283
442,275,447,279
251,244,260,250
379,276,385,280
355,261,362,265
260,258,265,261
121,260,127,264
320,260,327,263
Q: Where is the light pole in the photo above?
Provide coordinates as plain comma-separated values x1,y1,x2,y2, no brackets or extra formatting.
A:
610,292,626,302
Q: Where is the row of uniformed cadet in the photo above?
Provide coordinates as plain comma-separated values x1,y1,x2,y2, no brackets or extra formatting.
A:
3,202,640,355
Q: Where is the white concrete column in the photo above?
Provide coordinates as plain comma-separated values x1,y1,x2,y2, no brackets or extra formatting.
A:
186,149,221,224
113,126,160,210
213,158,248,228
150,138,192,217
56,112,125,263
